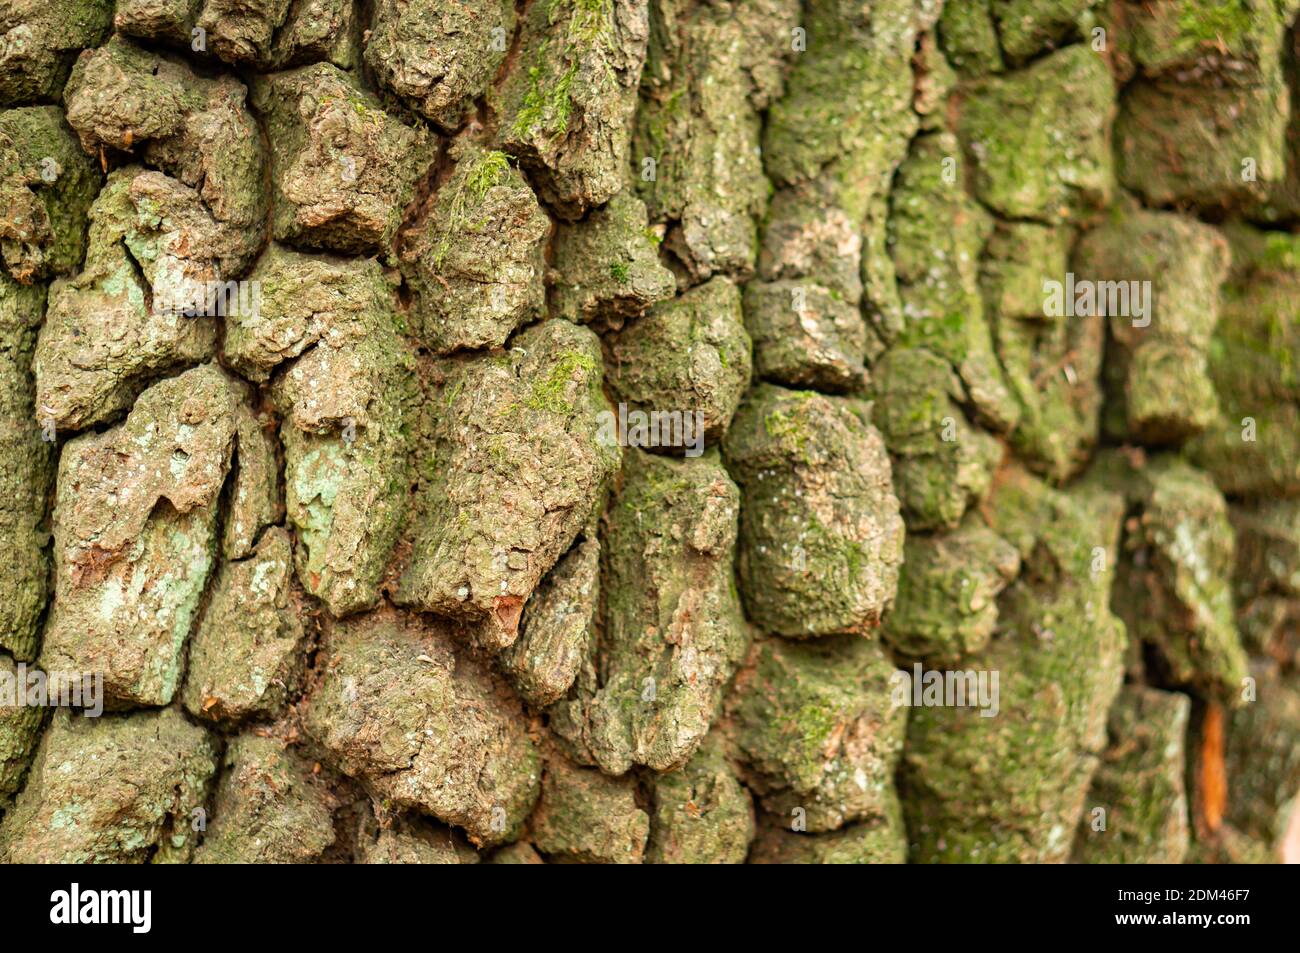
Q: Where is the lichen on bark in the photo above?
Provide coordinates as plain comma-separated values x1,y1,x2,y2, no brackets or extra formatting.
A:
0,0,1297,868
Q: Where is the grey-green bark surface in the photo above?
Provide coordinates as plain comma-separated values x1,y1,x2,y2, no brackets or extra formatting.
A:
0,0,1296,863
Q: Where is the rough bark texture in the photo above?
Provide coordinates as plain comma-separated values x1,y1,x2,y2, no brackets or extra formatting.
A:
0,0,1297,864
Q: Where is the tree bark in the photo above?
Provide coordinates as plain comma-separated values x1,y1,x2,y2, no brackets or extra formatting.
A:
0,0,1296,864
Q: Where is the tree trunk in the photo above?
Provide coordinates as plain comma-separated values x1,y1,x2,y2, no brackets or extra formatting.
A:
0,0,1296,864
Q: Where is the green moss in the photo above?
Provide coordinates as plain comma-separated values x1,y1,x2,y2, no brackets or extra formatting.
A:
901,468,1127,862
1259,232,1300,272
792,703,836,749
957,45,1114,222
647,734,753,864
760,401,825,468
548,191,676,322
1073,686,1191,864
724,384,904,638
730,635,906,831
512,55,565,137
1178,0,1253,45
510,0,614,138
432,150,514,268
525,350,599,413
799,514,869,581
469,150,510,198
939,0,1004,75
